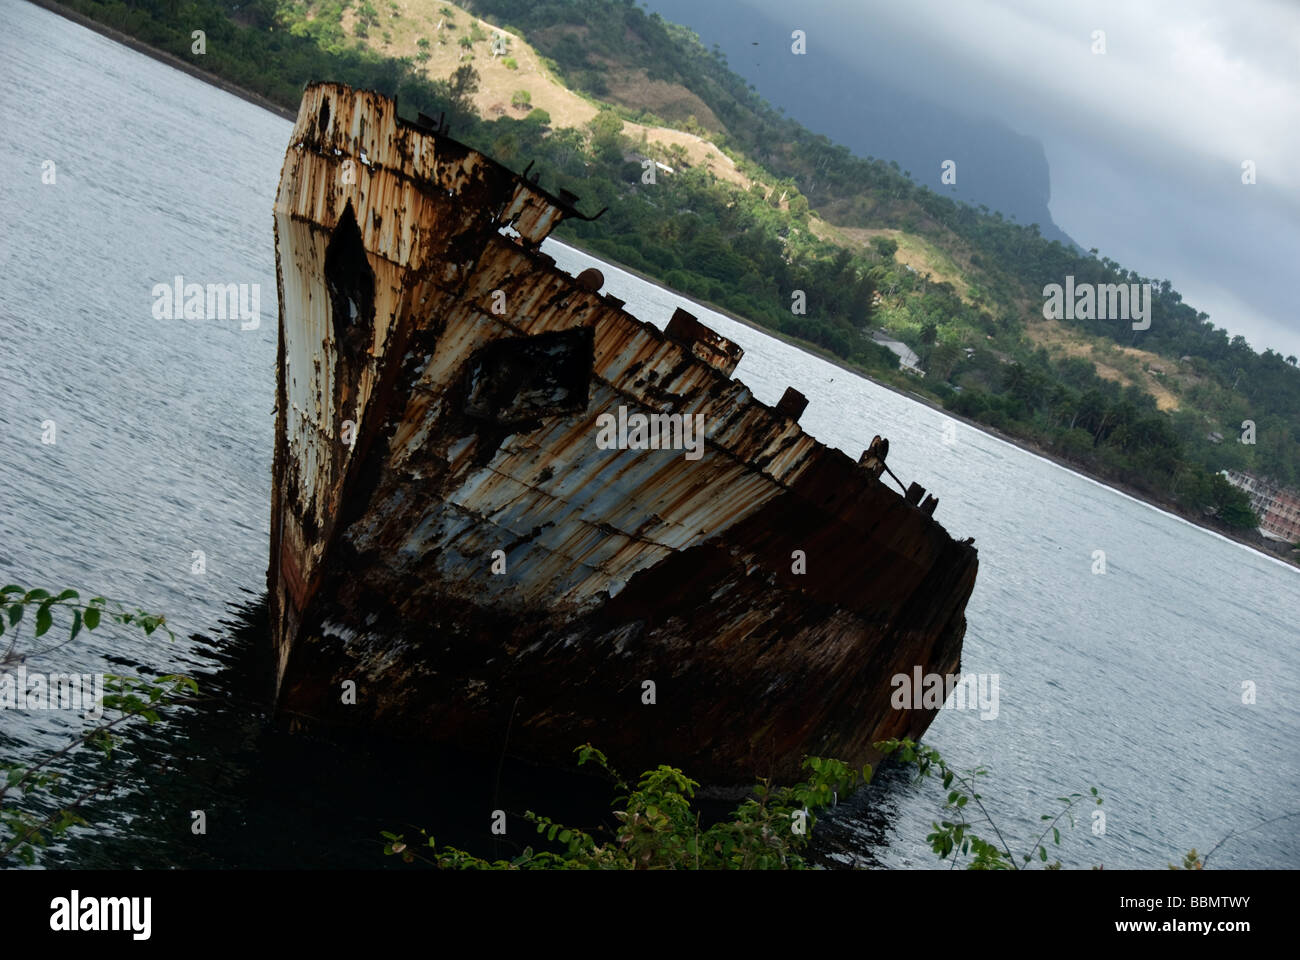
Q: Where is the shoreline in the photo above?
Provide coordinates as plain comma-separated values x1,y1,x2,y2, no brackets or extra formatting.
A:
566,244,1297,568
30,0,1296,571
23,0,298,122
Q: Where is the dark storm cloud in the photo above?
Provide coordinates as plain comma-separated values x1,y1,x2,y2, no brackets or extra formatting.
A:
645,0,1300,356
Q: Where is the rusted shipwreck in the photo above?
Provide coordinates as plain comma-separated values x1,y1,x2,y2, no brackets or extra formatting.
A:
268,82,978,785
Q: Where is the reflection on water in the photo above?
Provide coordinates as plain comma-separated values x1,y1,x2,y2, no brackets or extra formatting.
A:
42,596,626,869
31,594,912,869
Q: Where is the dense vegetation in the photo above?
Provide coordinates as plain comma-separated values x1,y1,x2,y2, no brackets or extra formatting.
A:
383,740,1106,870
54,0,1299,541
464,0,1297,516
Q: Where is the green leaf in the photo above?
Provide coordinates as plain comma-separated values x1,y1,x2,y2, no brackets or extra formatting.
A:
23,589,51,602
35,605,53,638
71,609,82,640
7,604,22,627
84,607,100,630
1040,845,1048,862
1052,827,1060,845
54,589,79,602
155,674,198,694
0,585,23,597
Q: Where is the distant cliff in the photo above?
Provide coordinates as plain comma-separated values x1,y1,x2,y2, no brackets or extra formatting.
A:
641,0,1076,249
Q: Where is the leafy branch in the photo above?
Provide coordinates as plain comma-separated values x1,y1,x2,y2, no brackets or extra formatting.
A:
0,583,195,866
877,737,1102,870
383,744,871,870
1,584,175,669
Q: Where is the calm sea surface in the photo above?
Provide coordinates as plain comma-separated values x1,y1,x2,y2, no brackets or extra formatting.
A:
2,0,1297,869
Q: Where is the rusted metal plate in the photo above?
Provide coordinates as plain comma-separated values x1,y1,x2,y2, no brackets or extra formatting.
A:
268,83,979,786
665,307,744,376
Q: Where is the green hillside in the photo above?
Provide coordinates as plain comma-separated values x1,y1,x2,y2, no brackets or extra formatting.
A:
50,0,1300,548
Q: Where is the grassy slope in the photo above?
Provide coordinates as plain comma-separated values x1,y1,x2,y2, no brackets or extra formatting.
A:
332,1,753,188
235,0,1288,546
351,3,1296,473
342,2,1181,393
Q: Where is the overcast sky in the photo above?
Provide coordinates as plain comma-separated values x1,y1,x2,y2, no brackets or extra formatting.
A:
646,0,1300,358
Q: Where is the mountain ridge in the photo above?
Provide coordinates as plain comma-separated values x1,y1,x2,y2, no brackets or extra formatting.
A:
30,0,1300,558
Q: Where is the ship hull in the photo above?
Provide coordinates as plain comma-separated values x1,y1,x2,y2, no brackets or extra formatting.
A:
269,83,978,785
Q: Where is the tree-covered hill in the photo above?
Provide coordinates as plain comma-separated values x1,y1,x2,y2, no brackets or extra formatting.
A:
41,0,1300,550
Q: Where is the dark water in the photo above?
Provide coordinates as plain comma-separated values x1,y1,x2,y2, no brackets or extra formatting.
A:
26,597,623,869
2,0,1298,869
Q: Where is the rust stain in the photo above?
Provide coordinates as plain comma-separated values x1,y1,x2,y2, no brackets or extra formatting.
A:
268,83,980,786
